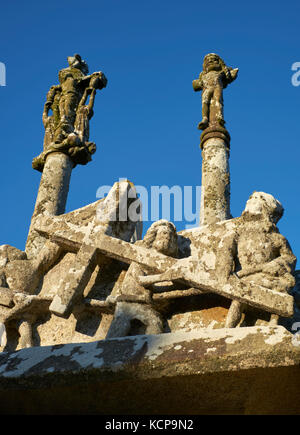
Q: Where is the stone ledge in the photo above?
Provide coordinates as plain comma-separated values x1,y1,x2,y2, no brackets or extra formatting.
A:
0,326,300,414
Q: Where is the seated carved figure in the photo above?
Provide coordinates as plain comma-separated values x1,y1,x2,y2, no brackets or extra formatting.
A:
226,192,296,326
0,192,295,348
105,220,178,338
0,241,62,348
138,193,296,327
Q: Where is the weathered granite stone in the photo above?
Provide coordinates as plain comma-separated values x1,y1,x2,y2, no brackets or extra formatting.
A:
32,54,107,172
0,326,299,414
173,193,297,330
292,270,300,309
106,220,178,338
0,180,141,350
193,53,238,130
30,191,296,342
0,245,27,265
26,54,107,259
193,53,237,226
26,152,74,258
200,136,231,225
49,244,98,317
106,301,164,337
0,53,299,417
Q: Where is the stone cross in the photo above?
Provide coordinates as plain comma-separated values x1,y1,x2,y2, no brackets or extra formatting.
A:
34,217,294,319
0,179,141,350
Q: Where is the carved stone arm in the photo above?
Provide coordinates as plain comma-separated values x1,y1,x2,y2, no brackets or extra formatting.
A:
192,77,203,92
80,71,107,90
228,68,239,83
262,234,297,277
42,85,61,127
88,88,96,112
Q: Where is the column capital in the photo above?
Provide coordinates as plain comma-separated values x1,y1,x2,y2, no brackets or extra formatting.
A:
200,125,230,150
32,144,94,173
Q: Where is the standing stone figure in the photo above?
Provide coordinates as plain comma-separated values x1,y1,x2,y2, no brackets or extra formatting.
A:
74,82,97,144
32,54,107,171
193,53,238,130
106,220,179,338
42,85,62,153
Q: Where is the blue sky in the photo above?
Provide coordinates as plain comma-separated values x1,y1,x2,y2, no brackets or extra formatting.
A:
0,0,299,264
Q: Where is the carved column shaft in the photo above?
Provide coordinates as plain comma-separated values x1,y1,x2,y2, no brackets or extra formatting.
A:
200,129,231,225
25,152,74,258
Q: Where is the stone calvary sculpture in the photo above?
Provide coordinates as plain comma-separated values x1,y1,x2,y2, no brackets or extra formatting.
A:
0,52,298,359
32,191,296,339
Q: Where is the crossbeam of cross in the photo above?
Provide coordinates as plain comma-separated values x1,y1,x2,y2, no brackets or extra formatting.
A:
35,216,294,319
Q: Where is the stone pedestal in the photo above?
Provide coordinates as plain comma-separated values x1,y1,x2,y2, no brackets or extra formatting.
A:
26,153,74,259
199,126,231,226
0,326,299,414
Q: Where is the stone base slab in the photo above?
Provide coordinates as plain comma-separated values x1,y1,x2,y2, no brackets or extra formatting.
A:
0,326,299,414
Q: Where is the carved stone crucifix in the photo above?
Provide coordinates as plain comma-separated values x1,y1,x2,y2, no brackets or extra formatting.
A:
35,217,294,320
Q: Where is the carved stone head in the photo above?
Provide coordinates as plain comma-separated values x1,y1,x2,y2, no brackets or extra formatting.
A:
89,72,107,90
143,220,178,257
67,54,89,75
203,53,222,72
243,192,284,224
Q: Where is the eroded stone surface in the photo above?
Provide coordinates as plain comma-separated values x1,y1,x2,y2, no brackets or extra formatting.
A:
200,137,231,225
0,180,141,350
105,220,178,338
0,188,297,352
193,53,238,130
0,326,299,414
28,192,296,342
0,326,296,379
32,54,107,173
26,55,107,259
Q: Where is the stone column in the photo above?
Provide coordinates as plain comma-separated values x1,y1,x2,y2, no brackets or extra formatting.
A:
199,126,231,226
25,152,74,258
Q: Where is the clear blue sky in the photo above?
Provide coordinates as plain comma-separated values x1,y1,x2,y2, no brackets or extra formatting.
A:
0,0,299,265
